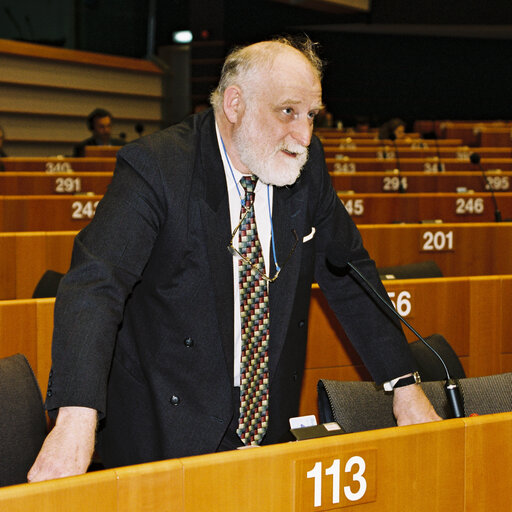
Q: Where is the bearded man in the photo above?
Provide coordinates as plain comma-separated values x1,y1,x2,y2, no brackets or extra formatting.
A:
29,37,439,482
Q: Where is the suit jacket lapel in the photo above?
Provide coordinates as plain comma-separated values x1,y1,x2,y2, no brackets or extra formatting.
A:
197,114,235,380
268,181,308,383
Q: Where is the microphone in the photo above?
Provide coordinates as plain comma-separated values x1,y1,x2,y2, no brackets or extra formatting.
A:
326,247,464,418
431,129,445,172
470,152,502,222
135,123,145,136
389,132,405,193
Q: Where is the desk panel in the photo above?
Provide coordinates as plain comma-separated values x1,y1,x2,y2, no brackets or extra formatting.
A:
4,414,512,511
301,276,512,416
0,195,102,231
327,157,512,173
324,146,512,160
330,171,512,194
337,192,512,223
0,172,112,195
1,157,116,173
358,223,512,276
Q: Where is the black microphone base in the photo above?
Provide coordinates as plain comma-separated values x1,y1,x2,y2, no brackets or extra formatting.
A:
445,379,464,418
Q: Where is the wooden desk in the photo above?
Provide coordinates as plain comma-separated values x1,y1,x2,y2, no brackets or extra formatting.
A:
337,192,512,223
0,232,75,299
319,137,463,147
301,276,512,416
358,222,512,276
441,122,511,146
0,157,116,173
1,222,511,300
0,195,102,231
84,146,122,158
1,412,511,511
0,298,54,397
331,171,512,193
478,127,512,148
3,191,509,232
324,146,512,160
2,276,511,415
326,157,512,173
0,172,112,195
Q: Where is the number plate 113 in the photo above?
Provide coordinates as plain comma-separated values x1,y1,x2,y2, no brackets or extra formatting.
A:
294,449,377,510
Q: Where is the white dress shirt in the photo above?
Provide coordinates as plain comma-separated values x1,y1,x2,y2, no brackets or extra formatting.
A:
215,123,273,386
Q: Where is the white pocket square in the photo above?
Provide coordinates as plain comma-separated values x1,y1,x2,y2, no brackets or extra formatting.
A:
303,227,316,243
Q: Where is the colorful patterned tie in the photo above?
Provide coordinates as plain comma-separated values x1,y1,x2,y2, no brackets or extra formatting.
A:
236,175,270,445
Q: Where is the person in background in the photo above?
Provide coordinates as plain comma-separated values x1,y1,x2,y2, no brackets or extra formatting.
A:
73,108,125,157
379,118,406,140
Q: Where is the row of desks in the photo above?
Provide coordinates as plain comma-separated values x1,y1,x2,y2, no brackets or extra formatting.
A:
317,137,464,147
336,192,512,223
1,192,511,231
3,223,512,300
323,146,512,159
1,274,511,422
3,155,512,173
2,171,512,195
325,157,512,173
2,411,511,510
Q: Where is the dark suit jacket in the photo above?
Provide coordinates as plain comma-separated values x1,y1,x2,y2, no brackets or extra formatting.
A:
46,109,416,468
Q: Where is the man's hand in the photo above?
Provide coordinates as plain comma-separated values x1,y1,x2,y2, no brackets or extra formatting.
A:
27,406,97,483
393,384,442,426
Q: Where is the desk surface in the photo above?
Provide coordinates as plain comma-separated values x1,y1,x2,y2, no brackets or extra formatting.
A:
0,412,510,511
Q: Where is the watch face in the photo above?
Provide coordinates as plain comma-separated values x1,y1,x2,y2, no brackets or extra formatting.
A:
394,372,421,388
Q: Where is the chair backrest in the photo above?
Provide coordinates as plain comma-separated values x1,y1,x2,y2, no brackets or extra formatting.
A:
378,260,443,280
32,270,64,298
318,372,512,433
409,333,466,381
0,354,47,487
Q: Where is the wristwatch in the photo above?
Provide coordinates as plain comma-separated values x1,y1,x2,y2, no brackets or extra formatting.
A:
383,371,421,391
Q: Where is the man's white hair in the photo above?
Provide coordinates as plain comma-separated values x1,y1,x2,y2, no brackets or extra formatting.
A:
210,36,323,113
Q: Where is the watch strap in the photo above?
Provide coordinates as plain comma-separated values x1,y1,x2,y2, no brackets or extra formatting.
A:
383,371,421,391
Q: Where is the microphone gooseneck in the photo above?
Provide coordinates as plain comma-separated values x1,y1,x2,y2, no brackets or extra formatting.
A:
328,254,464,418
470,152,502,222
432,129,445,172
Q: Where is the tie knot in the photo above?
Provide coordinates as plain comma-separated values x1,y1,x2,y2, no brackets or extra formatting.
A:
240,175,258,194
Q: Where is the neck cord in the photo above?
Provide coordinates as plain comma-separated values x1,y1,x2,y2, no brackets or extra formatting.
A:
220,135,280,273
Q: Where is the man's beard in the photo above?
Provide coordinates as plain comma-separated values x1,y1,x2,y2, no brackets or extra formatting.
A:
233,112,309,187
